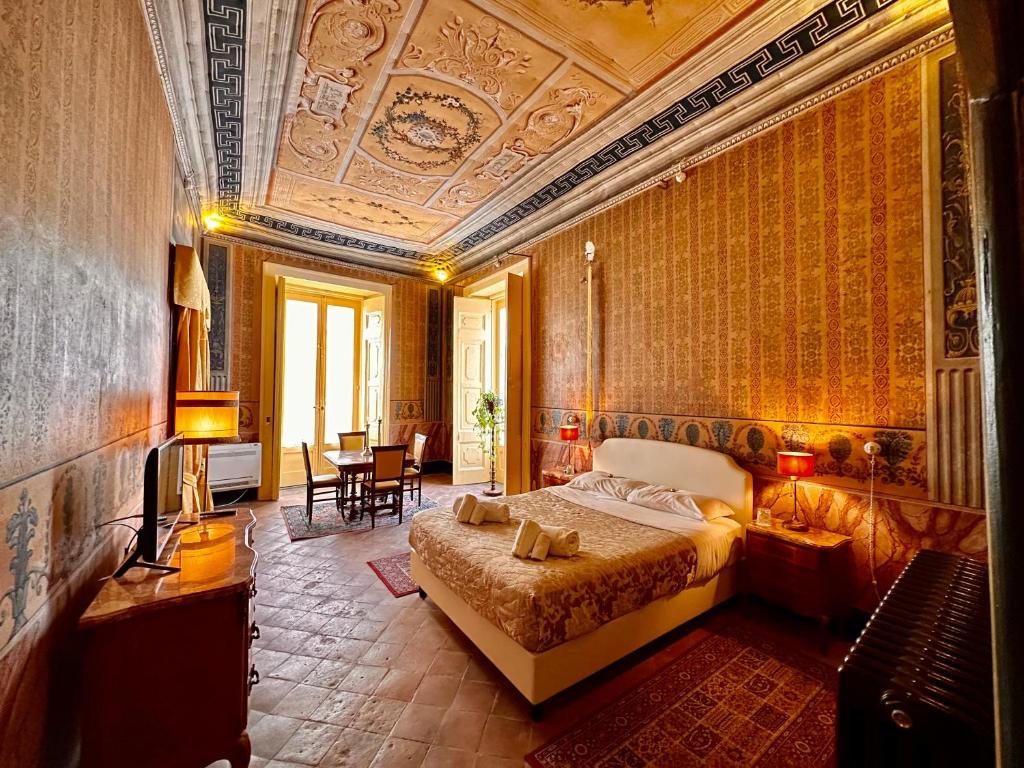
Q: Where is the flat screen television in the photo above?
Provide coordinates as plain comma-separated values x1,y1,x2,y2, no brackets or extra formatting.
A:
115,435,184,577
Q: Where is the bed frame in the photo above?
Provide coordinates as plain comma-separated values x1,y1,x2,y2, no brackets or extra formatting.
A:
409,438,753,716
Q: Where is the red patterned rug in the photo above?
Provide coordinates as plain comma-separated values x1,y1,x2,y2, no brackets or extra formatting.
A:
527,622,837,767
367,551,419,598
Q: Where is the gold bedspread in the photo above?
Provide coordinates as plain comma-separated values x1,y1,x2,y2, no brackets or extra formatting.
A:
408,489,698,653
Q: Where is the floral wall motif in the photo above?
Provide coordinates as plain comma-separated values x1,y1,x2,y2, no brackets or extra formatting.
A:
939,55,978,359
0,0,176,762
226,244,451,464
525,57,986,610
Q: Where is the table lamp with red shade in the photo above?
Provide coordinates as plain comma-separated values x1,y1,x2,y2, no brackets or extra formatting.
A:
559,418,580,475
777,451,815,532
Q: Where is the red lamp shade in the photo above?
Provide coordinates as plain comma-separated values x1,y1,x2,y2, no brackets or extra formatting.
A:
559,423,580,442
777,451,815,478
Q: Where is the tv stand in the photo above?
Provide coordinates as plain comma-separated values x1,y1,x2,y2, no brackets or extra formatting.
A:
111,548,181,578
79,510,258,768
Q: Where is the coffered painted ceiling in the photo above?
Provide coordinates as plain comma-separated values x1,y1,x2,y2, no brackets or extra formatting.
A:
149,0,947,275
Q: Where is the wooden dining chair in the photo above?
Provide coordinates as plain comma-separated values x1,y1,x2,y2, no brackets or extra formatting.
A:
337,430,367,451
403,433,429,505
360,444,407,529
302,442,344,524
338,430,368,500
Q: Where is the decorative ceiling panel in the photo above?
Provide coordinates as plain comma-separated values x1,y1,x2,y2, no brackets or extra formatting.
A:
491,0,758,88
155,0,935,273
262,0,771,251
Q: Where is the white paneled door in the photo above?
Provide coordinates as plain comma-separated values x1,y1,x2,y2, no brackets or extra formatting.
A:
452,297,492,485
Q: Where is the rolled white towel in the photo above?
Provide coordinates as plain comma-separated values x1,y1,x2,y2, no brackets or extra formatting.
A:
454,493,478,523
512,519,541,558
529,533,551,561
539,525,580,557
469,502,487,525
476,500,510,524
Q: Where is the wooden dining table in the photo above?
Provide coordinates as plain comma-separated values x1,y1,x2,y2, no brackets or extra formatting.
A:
323,449,415,522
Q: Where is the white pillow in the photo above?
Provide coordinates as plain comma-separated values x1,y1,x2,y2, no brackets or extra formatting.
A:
565,472,647,500
625,485,734,522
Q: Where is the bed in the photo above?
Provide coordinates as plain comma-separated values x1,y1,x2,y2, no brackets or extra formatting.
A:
408,438,753,714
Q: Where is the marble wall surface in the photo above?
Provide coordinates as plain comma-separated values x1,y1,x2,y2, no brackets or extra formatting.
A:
0,0,177,763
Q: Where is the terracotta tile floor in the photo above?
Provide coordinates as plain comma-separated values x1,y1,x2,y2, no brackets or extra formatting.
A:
237,475,847,768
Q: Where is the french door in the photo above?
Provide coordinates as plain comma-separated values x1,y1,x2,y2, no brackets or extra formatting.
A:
279,286,362,487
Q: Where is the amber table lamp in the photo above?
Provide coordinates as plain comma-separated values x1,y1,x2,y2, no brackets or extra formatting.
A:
777,451,815,532
175,391,240,444
559,420,580,475
175,391,240,520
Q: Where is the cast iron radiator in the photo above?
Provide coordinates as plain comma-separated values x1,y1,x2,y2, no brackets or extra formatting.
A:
837,549,994,767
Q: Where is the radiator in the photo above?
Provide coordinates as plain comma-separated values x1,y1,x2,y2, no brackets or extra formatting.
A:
838,549,994,768
208,442,262,491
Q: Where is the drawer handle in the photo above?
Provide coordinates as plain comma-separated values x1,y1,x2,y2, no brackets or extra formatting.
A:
248,665,260,692
250,621,261,642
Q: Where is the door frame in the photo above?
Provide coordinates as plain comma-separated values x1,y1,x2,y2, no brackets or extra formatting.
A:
258,262,392,500
277,284,364,486
452,296,493,485
461,259,530,494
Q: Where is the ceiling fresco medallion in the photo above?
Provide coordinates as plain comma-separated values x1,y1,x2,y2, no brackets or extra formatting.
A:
370,87,485,172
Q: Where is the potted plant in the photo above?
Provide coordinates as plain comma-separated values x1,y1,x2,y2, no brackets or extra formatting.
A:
472,391,504,497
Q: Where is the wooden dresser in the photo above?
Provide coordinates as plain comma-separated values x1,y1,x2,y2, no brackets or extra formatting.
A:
745,520,852,650
79,511,258,768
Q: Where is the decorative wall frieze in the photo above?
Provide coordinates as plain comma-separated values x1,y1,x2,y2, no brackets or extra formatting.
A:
532,408,929,499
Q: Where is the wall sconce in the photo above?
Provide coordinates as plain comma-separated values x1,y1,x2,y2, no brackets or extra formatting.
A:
175,391,240,445
434,268,448,283
203,212,223,231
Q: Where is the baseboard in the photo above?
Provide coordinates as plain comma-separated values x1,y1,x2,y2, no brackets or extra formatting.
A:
423,460,452,474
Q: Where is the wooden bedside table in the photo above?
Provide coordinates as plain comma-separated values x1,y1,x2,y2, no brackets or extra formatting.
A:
541,468,575,487
744,520,852,651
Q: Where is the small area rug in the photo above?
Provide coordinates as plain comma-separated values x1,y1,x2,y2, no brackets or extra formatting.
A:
280,497,438,541
367,551,419,598
527,622,837,767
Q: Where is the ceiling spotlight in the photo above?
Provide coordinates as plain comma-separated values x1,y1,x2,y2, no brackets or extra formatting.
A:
434,268,448,283
203,212,223,231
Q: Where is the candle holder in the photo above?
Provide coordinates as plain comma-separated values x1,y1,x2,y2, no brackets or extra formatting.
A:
361,421,372,458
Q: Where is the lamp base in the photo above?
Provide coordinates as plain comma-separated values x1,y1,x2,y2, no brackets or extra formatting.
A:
483,488,503,497
783,518,809,532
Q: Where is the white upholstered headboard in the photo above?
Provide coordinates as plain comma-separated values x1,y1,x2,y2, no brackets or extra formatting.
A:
592,438,753,525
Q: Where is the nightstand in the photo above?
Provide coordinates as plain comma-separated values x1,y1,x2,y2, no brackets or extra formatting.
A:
541,468,575,487
744,520,852,651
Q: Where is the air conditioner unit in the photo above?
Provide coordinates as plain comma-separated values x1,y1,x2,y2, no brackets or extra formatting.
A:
208,442,262,492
